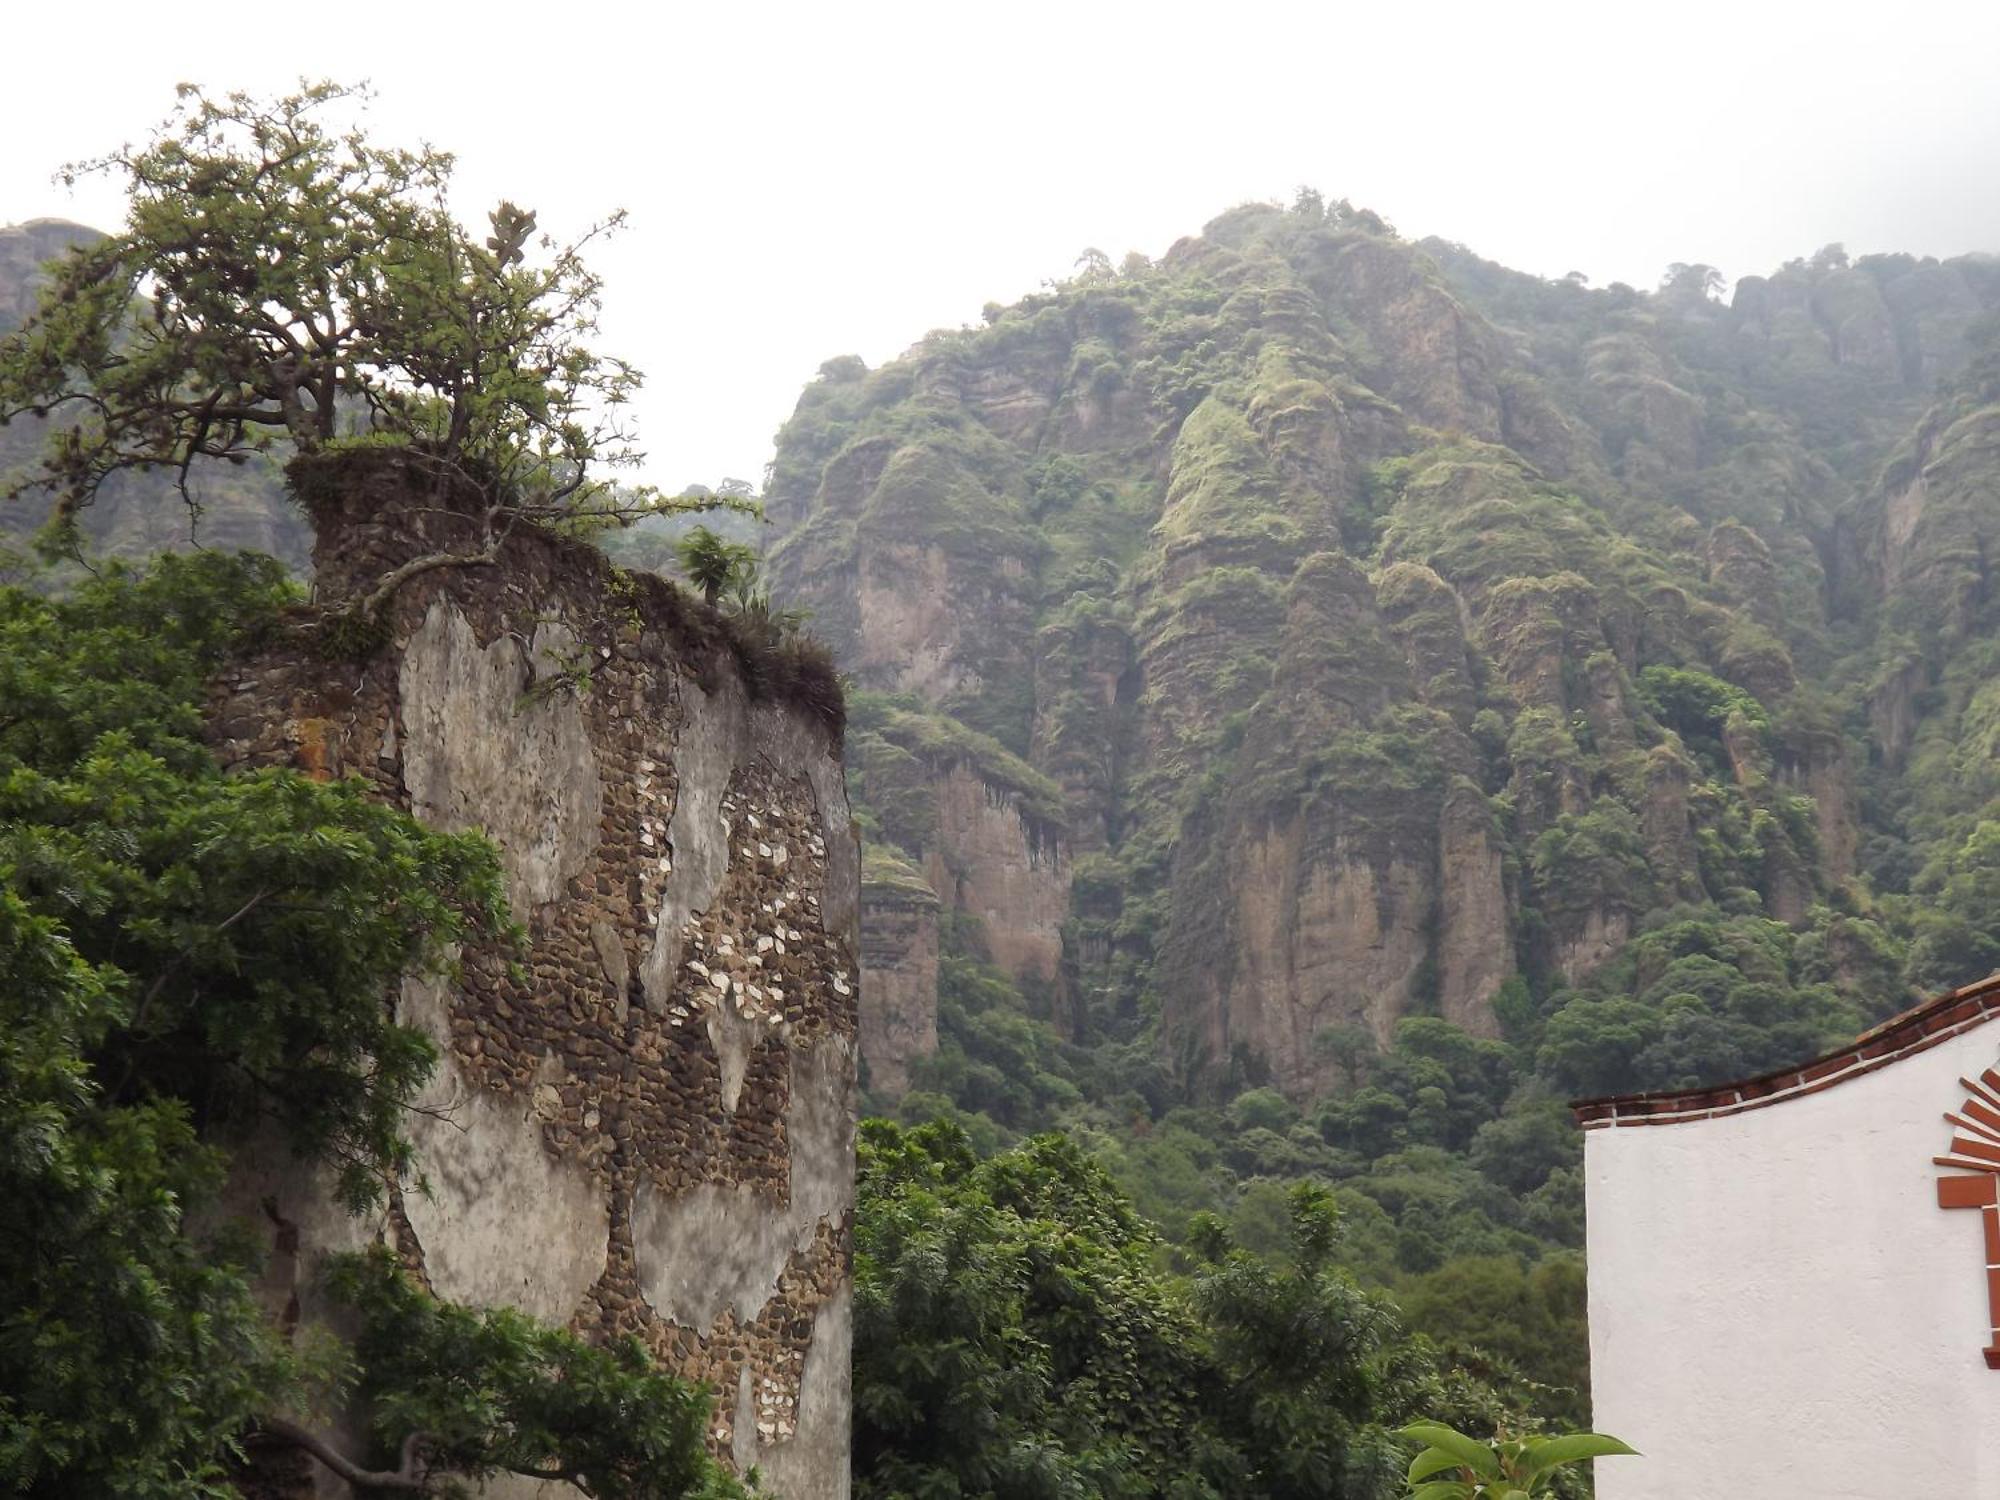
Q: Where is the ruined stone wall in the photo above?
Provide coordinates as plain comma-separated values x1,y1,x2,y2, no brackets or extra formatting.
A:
209,458,857,1497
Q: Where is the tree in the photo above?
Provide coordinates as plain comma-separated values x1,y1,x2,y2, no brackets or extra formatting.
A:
1398,1257,1590,1427
1187,1184,1421,1499
853,1120,1219,1499
0,83,692,588
0,555,742,1497
311,1250,746,1499
675,525,759,608
1659,262,1724,302
1073,247,1114,284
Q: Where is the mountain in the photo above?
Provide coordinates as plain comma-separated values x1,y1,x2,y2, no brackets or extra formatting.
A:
765,196,2000,1125
0,220,307,569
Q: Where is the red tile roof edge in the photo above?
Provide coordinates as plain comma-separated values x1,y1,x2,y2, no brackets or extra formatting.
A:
1569,971,2000,1129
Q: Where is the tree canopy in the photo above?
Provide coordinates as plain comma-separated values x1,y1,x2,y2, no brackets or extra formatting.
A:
0,82,673,560
853,1120,1561,1500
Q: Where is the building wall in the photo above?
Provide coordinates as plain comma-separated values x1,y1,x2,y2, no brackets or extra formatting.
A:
1585,1023,2000,1499
209,458,858,1498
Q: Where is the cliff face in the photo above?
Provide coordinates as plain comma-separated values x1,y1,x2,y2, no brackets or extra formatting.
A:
208,454,858,1496
843,693,1076,1079
767,203,2000,1102
0,220,309,570
858,850,941,1096
922,762,1070,988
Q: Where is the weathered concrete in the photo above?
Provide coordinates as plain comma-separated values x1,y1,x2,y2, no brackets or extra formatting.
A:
397,978,611,1323
754,1283,853,1495
632,1028,852,1327
399,604,604,917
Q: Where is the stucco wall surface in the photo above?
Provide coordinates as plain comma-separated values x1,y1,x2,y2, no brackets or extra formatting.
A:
207,468,857,1499
1586,1024,2000,1500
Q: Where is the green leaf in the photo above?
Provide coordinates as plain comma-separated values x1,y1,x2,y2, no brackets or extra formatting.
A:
1399,1423,1501,1480
1409,1484,1475,1500
1519,1431,1639,1481
1409,1446,1471,1483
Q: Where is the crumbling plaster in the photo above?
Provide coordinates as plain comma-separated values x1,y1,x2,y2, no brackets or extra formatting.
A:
208,514,858,1500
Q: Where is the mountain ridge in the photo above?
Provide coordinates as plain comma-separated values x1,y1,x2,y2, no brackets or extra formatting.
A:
764,194,2000,1113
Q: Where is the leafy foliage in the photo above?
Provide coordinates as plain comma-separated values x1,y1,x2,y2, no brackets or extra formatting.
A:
0,884,278,1496
0,83,682,555
856,1122,1539,1500
676,525,759,608
325,1250,747,1499
1397,1421,1635,1499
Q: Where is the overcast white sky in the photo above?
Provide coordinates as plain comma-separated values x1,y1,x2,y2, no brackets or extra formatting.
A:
6,0,1999,488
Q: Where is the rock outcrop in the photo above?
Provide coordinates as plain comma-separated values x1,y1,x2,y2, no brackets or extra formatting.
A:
841,694,1074,1073
923,763,1070,988
858,851,941,1097
0,219,97,328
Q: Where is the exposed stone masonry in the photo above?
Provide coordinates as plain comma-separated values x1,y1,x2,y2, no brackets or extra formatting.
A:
208,454,856,1497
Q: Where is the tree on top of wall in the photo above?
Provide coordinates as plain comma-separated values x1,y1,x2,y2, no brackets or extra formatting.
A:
0,82,727,612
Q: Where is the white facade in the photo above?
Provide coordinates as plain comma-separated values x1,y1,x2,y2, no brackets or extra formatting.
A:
1584,1016,2000,1500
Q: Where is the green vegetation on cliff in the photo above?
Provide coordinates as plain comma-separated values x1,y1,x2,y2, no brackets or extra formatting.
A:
773,191,2000,1458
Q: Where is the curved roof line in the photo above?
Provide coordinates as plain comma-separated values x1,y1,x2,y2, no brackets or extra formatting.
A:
1571,971,2000,1130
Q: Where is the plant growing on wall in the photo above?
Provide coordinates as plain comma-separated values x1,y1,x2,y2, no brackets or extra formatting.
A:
1398,1420,1636,1498
676,525,759,608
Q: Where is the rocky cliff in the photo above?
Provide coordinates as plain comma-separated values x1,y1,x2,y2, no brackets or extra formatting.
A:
769,199,2000,1099
858,848,941,1095
209,451,858,1496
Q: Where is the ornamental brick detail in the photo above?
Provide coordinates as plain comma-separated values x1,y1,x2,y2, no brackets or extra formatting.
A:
1935,1066,2000,1370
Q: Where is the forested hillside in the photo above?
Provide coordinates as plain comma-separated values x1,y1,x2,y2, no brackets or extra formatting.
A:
765,194,2000,1414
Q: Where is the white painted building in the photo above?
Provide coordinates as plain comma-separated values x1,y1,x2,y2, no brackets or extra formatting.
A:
1576,975,2000,1500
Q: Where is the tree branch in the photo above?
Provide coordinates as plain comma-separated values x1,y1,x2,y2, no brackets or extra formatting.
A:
250,1416,432,1492
352,543,502,621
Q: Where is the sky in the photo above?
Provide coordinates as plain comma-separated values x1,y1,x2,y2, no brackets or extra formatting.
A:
5,0,2000,489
